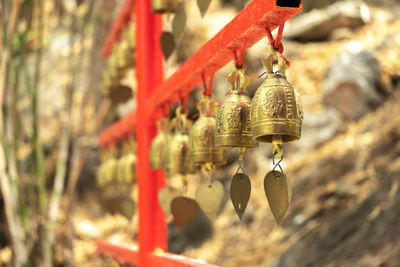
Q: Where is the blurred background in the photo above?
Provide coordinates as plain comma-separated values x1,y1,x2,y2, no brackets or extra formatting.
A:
0,0,400,266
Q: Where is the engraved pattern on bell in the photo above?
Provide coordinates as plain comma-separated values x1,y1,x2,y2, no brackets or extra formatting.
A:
190,96,226,165
250,55,303,143
150,120,169,170
215,68,258,148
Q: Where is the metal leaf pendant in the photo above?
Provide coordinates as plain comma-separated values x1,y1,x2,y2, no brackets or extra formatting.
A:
158,187,180,217
264,170,291,225
195,181,224,220
230,173,251,220
171,197,199,230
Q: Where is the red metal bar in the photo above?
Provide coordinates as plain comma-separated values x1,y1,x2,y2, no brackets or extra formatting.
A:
102,0,135,58
135,0,166,267
97,241,219,267
97,241,138,264
98,0,302,147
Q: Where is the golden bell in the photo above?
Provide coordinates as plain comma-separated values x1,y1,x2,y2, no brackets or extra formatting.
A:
152,0,177,14
190,95,226,165
150,119,169,170
251,53,303,143
216,67,258,149
165,108,195,176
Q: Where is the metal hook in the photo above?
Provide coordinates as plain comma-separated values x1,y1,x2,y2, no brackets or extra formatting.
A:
235,156,246,175
272,151,284,176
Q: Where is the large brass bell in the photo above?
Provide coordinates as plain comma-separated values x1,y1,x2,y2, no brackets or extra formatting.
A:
165,107,195,176
152,0,178,14
150,118,169,170
190,95,226,166
251,50,303,143
216,66,258,149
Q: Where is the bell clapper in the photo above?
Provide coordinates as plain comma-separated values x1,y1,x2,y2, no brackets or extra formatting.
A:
204,162,215,187
181,175,188,195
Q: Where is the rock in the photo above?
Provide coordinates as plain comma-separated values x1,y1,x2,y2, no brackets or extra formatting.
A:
323,48,384,120
285,1,370,42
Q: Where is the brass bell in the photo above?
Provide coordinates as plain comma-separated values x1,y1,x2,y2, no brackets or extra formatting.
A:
190,95,226,166
165,107,195,176
150,118,169,170
152,0,177,14
216,66,258,149
251,51,303,143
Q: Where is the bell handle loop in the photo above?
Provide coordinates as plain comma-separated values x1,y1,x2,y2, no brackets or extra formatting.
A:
277,56,289,74
226,71,236,91
200,93,214,116
200,92,214,103
264,45,289,75
261,55,274,74
237,68,249,93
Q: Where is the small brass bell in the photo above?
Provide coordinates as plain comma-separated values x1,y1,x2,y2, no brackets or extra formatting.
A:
150,118,169,170
152,0,177,14
165,107,195,176
190,95,226,166
216,66,258,149
251,51,303,143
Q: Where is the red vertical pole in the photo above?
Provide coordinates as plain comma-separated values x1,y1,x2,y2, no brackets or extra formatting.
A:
135,0,166,265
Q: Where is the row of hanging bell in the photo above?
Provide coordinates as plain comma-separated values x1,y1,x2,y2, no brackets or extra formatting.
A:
150,107,201,229
150,109,197,177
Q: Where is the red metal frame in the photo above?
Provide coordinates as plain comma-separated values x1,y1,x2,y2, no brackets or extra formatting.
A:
102,0,135,57
97,1,302,266
97,241,219,267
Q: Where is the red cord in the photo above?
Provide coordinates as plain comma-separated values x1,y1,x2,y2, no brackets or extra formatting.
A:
233,49,245,68
266,23,285,54
178,90,190,112
201,71,215,96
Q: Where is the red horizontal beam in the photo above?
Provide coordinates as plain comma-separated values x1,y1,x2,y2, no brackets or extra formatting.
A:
99,0,302,148
96,241,219,267
98,111,136,148
97,240,138,264
102,0,135,58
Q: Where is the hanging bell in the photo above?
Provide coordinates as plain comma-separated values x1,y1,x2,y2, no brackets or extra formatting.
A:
151,0,177,14
150,118,169,170
216,66,258,149
190,95,226,166
251,51,303,143
165,107,195,176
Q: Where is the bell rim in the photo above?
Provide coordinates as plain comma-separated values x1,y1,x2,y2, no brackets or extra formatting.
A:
190,150,227,165
215,135,258,148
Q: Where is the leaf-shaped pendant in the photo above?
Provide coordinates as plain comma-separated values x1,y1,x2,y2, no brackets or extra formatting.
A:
171,197,199,230
264,170,291,225
197,0,212,17
195,181,224,220
172,10,186,40
158,187,180,217
120,197,136,220
230,173,251,220
160,31,176,60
